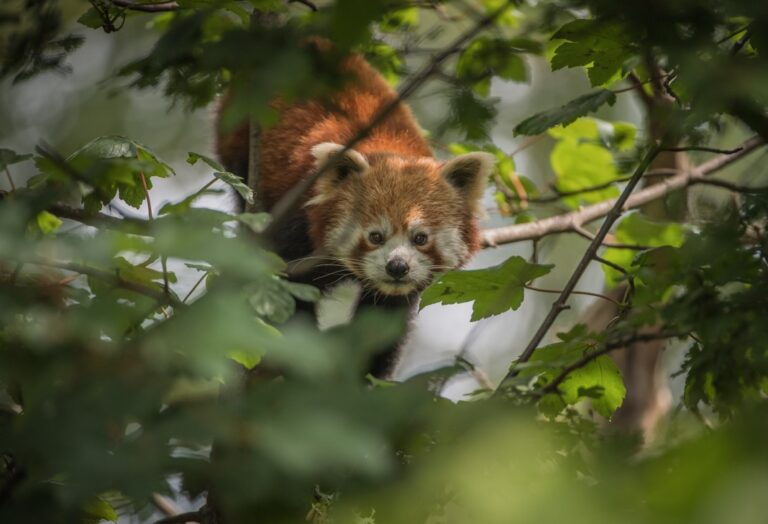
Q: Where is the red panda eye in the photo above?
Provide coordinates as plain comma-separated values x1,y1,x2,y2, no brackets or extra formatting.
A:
368,231,384,245
413,232,428,246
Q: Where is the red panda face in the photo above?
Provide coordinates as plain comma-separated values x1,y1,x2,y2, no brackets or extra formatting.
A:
306,143,494,296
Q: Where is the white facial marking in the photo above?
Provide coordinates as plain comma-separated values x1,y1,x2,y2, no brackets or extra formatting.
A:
325,217,362,257
434,227,468,268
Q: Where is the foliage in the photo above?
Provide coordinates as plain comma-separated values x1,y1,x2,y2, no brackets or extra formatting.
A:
2,1,768,523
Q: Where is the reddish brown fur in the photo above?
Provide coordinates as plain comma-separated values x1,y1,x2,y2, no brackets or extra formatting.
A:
214,51,481,259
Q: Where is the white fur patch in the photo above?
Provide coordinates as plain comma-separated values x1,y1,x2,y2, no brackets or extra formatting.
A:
324,218,363,257
315,279,362,330
434,227,468,268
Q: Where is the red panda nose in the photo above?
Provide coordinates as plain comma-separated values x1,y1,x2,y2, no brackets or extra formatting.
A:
385,258,410,279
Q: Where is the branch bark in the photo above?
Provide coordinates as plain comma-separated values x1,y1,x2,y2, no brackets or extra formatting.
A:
110,0,179,12
481,136,765,248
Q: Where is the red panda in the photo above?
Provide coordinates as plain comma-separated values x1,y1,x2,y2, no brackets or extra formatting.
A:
215,48,494,377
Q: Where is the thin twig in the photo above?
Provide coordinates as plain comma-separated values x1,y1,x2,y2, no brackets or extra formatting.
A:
182,272,209,303
510,142,663,372
691,178,768,193
109,0,179,12
592,254,636,302
262,0,515,240
506,169,679,206
572,224,651,250
4,166,16,191
154,510,203,524
139,171,171,299
288,0,318,11
524,284,623,307
662,145,744,154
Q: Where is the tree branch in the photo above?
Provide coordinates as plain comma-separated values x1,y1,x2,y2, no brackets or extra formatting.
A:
262,0,515,240
480,136,766,247
509,143,663,371
109,0,179,12
662,145,744,154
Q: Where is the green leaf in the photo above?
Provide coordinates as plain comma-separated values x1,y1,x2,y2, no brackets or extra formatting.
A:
83,496,118,522
603,214,685,287
524,326,626,418
228,350,262,370
77,8,105,30
214,171,254,205
282,280,321,303
67,136,174,210
187,151,226,172
364,41,404,85
456,37,528,96
248,276,297,323
550,130,621,209
379,7,419,32
35,211,63,235
236,212,271,233
551,19,636,87
420,256,553,321
0,148,33,170
442,89,498,141
514,90,616,136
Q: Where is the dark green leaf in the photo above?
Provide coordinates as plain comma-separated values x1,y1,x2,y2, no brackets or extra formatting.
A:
514,90,616,136
420,256,553,321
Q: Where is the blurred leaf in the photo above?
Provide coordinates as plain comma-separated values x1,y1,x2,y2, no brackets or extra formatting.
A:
187,151,225,172
514,89,616,136
214,171,254,205
0,148,33,170
442,89,498,141
603,214,685,287
83,496,118,523
551,19,636,86
421,256,552,321
379,7,419,32
35,210,62,235
550,121,621,208
364,41,403,85
236,212,271,233
456,37,528,96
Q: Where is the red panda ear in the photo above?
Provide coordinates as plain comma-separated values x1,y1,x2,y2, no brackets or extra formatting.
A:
440,152,495,210
310,142,369,181
306,143,369,207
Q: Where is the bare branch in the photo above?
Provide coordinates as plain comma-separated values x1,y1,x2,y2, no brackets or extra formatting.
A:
109,0,179,12
481,136,766,247
524,284,623,307
288,0,318,11
4,166,16,191
662,145,744,154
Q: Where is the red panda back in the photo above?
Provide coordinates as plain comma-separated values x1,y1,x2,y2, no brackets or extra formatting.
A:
214,53,433,210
